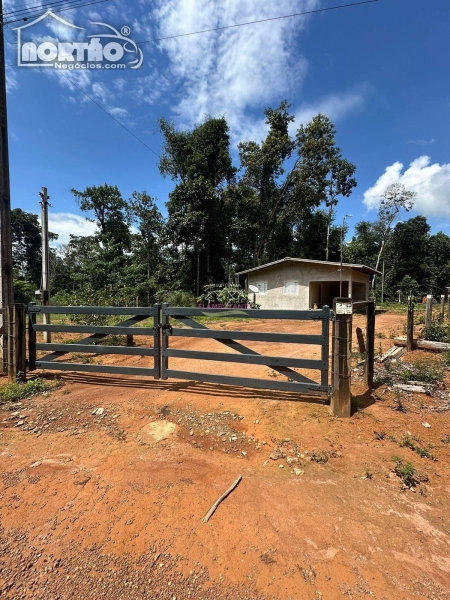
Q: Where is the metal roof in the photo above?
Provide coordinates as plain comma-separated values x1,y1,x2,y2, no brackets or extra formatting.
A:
236,257,380,276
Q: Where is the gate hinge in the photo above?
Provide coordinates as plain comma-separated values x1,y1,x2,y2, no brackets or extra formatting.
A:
28,305,41,313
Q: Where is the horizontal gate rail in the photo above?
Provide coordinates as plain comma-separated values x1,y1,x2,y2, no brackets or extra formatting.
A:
164,348,326,370
161,370,329,395
33,324,158,336
161,303,331,395
28,303,160,379
34,363,159,377
35,343,157,357
32,306,157,316
169,328,325,344
168,307,329,320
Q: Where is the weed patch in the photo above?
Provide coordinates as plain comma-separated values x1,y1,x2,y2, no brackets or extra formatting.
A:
398,359,444,384
392,456,416,487
0,378,61,407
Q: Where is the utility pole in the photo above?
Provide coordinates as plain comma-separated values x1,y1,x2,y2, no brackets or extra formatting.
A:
0,0,14,371
339,214,352,297
381,260,385,304
39,187,51,342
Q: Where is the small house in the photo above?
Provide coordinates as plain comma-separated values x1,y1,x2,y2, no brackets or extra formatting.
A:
236,257,379,310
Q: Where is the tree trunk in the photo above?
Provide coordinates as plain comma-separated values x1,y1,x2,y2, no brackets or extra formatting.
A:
372,240,385,289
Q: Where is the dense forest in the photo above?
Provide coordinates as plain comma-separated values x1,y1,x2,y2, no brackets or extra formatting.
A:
12,103,450,306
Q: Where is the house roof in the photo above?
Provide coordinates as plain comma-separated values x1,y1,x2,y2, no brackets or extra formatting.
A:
236,257,381,276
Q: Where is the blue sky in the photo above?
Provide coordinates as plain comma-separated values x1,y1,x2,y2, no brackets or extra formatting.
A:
4,0,450,244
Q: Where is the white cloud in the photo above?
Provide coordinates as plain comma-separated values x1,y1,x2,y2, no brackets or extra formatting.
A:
152,0,321,133
363,156,450,218
407,138,436,146
48,212,98,245
293,86,368,127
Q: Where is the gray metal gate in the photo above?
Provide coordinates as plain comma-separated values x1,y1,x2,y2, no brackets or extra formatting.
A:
28,304,161,378
160,304,331,395
28,303,332,396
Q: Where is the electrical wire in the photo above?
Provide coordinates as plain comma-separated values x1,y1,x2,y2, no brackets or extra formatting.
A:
2,0,111,25
53,69,160,157
1,0,106,18
4,0,382,63
134,0,381,46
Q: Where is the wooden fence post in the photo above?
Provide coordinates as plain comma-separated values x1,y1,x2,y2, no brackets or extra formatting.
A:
406,296,414,352
365,301,375,388
331,298,352,418
440,295,445,320
28,303,36,373
7,304,26,382
425,295,433,329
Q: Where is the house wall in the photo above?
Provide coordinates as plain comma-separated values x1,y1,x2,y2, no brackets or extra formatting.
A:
247,263,370,309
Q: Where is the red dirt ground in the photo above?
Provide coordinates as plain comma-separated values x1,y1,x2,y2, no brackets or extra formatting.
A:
0,312,449,600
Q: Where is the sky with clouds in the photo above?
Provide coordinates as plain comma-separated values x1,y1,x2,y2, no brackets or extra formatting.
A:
4,0,450,244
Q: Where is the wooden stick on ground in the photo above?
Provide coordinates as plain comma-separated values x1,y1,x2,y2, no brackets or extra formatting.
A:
201,475,242,523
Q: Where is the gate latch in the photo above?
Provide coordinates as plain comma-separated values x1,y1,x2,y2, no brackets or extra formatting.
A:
153,323,173,334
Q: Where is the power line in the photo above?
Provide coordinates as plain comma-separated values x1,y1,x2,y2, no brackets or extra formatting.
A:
2,0,104,19
135,0,382,46
2,0,111,25
7,25,160,157
53,69,160,158
4,0,382,64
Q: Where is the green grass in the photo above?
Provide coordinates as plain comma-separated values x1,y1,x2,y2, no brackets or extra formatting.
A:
0,378,62,407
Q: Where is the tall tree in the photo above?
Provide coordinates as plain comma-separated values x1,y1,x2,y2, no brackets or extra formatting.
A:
127,191,164,304
372,183,416,289
159,116,235,294
11,208,41,285
71,184,131,251
295,114,357,261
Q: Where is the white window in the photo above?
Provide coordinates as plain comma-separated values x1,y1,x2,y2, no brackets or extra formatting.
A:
255,282,268,294
284,281,299,295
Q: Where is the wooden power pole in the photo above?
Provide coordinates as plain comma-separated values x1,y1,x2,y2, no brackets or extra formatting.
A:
0,0,14,371
39,187,51,342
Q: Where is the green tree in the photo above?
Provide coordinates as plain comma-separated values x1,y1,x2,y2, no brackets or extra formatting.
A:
71,184,131,251
158,116,235,294
371,183,416,290
11,208,41,285
295,114,357,260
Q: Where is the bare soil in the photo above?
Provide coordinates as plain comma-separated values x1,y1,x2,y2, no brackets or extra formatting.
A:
0,312,449,600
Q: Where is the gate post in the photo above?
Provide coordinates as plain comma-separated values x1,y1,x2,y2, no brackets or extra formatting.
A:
7,304,26,382
365,300,375,388
406,297,414,352
28,303,37,372
153,303,161,379
161,303,169,380
331,298,352,418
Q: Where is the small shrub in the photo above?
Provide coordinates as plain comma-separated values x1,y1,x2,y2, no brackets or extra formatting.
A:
398,359,444,384
155,289,197,307
399,435,437,461
374,431,386,440
420,319,450,344
441,434,450,444
375,331,386,339
442,351,450,367
101,335,128,347
392,457,416,487
0,378,61,406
